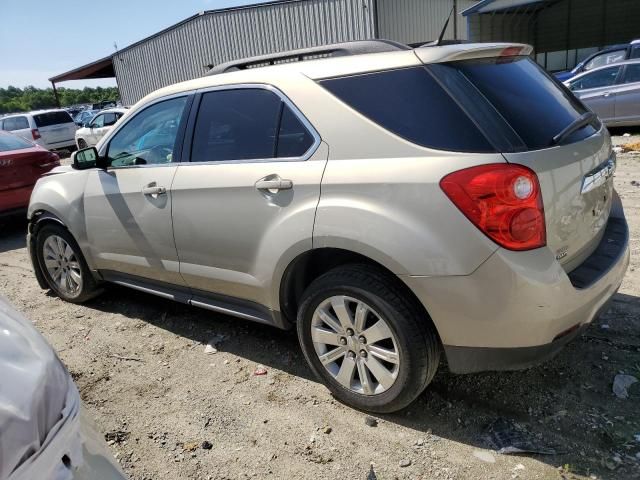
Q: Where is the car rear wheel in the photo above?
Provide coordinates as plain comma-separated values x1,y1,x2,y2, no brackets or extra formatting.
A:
36,223,101,303
297,264,440,413
77,138,87,149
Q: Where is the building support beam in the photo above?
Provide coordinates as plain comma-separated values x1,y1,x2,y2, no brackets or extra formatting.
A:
51,81,60,108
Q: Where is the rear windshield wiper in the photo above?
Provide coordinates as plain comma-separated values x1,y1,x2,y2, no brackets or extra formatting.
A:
550,112,597,146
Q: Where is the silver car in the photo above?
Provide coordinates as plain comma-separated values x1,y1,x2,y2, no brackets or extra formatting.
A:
0,296,127,480
566,59,640,126
27,41,630,413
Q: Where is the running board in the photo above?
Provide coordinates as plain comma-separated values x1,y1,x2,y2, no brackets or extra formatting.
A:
100,271,277,327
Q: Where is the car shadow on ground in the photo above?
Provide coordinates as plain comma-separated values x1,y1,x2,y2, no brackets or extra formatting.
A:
84,282,640,480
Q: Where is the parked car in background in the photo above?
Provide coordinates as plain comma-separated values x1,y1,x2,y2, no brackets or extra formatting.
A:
0,110,77,151
28,41,629,413
0,295,127,480
73,109,99,127
565,59,640,126
555,39,640,81
0,131,59,216
75,108,127,149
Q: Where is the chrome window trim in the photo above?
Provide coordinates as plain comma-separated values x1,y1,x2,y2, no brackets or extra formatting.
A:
183,83,321,166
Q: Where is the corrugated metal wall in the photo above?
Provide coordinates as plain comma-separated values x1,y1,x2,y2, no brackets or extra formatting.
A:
376,0,477,45
114,0,376,105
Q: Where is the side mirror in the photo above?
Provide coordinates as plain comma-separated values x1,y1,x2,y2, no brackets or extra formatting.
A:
72,147,101,170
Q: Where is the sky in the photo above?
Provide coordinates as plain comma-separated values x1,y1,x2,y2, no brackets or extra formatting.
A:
0,0,270,89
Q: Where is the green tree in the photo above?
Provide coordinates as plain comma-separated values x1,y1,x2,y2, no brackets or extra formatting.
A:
0,86,119,114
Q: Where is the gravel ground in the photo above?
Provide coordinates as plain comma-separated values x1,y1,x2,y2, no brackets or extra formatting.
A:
1,131,640,480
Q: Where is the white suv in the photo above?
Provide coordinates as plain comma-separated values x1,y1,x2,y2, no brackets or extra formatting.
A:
0,110,77,151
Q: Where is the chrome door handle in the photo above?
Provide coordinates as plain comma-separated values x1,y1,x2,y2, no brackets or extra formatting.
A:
255,178,293,191
603,92,611,97
142,185,166,196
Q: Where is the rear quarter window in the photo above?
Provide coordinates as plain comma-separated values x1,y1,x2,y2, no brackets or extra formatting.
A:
33,111,74,127
320,67,495,153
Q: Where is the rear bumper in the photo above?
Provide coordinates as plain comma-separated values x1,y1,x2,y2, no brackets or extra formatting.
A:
0,185,33,214
403,194,629,374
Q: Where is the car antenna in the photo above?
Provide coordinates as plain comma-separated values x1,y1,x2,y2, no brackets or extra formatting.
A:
436,5,455,46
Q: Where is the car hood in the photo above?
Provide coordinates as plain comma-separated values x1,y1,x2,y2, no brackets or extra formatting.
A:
0,296,72,479
75,128,90,136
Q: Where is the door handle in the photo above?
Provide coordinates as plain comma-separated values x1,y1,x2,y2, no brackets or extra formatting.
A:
255,178,293,191
142,185,166,196
603,92,611,97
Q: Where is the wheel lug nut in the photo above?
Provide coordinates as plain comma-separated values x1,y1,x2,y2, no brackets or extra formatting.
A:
359,336,367,344
359,350,368,358
339,337,347,345
347,351,356,359
346,328,354,336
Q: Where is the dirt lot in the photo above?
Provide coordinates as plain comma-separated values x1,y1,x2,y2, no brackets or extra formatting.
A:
1,132,640,480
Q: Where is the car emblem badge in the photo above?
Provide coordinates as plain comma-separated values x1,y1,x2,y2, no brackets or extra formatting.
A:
581,158,615,194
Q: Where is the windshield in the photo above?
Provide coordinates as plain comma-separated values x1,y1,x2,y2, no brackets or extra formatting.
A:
0,133,33,152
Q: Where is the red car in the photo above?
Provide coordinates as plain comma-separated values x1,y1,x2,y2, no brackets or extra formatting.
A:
0,131,60,215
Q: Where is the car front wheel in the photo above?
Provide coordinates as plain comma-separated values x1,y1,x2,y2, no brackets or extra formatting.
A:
297,265,440,413
36,223,101,303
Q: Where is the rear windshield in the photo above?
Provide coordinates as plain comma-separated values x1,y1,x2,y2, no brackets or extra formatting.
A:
444,57,596,150
0,134,33,152
33,111,74,127
320,56,596,153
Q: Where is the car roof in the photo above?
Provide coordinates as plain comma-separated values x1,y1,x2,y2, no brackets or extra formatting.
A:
3,109,69,119
97,107,127,114
135,42,529,108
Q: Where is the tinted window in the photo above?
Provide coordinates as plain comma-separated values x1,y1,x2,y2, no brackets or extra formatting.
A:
321,67,494,152
0,133,33,152
631,46,640,60
585,49,626,70
622,64,640,84
192,89,315,162
3,116,29,131
33,111,73,127
107,97,187,167
570,66,621,90
103,112,117,126
449,57,596,149
276,105,314,157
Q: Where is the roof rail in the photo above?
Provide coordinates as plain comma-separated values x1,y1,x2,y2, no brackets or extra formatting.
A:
206,39,410,75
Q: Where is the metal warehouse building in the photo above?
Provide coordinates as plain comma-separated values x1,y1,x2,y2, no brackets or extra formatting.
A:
50,0,475,105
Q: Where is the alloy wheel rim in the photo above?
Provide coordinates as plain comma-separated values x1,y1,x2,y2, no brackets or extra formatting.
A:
311,295,399,395
43,235,83,296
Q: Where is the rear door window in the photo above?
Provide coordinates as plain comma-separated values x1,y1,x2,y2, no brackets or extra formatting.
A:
191,88,315,162
33,111,74,127
320,67,494,152
3,116,29,131
621,64,640,84
103,112,117,126
569,66,621,90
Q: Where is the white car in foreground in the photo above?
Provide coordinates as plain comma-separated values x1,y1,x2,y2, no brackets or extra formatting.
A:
0,296,127,480
75,108,127,149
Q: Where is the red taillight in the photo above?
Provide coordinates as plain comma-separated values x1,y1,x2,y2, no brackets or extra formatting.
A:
31,129,41,140
440,164,546,251
38,152,60,168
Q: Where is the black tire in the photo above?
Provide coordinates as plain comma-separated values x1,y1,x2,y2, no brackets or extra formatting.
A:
77,139,87,149
297,264,440,413
35,223,101,303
